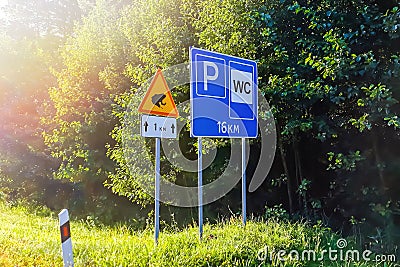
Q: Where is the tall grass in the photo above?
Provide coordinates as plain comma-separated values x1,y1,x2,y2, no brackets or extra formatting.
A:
0,202,397,266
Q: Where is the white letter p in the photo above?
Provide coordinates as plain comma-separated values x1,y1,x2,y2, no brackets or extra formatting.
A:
204,61,218,91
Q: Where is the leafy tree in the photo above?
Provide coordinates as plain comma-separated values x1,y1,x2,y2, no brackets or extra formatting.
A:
189,0,400,229
20,0,399,240
1,0,81,39
106,0,197,205
0,0,86,204
43,0,130,179
40,0,143,219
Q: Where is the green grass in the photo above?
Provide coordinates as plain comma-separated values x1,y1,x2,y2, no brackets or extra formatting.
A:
0,202,397,266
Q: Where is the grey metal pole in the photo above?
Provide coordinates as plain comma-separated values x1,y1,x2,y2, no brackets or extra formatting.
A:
155,137,160,245
242,138,246,226
198,137,203,239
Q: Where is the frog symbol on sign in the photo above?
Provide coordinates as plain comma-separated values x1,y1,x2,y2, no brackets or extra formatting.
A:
151,93,167,108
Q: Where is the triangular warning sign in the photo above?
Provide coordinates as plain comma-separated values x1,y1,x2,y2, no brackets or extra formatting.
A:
138,69,179,118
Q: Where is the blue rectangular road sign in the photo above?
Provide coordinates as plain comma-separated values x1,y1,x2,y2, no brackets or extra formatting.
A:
190,47,258,138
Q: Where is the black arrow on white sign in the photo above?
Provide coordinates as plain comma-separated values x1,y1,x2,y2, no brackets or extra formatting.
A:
144,121,149,132
171,124,175,134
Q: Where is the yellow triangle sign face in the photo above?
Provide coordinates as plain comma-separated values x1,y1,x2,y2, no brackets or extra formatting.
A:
138,69,179,118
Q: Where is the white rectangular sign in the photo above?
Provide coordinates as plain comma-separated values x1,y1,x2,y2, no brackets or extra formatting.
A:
141,114,177,138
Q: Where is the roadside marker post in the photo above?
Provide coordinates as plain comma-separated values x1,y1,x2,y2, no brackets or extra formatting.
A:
190,47,258,232
138,69,179,245
59,209,74,267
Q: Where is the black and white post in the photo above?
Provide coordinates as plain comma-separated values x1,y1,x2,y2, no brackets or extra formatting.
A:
59,209,74,267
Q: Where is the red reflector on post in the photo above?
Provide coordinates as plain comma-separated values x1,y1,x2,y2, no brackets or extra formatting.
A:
60,221,71,243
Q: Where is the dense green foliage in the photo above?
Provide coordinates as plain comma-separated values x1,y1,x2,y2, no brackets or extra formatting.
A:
0,0,82,208
0,0,399,253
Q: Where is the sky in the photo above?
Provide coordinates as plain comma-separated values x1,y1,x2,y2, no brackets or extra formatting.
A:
0,0,6,19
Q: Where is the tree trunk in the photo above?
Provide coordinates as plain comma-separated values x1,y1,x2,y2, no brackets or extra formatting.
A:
278,132,294,214
293,137,306,215
371,129,387,191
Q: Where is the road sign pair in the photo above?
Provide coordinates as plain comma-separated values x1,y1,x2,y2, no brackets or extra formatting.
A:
138,47,258,242
138,47,258,139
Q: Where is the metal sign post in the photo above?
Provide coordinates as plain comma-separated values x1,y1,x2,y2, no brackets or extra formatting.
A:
242,138,246,226
198,137,203,239
154,137,161,245
190,47,258,232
